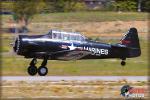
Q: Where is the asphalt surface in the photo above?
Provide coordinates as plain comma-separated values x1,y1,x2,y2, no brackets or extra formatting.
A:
1,76,148,81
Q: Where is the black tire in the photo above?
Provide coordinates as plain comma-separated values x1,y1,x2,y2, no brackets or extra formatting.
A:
38,66,48,76
27,66,38,76
121,61,126,66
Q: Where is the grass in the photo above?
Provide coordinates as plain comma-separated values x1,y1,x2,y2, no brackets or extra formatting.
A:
1,55,148,76
1,35,149,76
1,11,148,23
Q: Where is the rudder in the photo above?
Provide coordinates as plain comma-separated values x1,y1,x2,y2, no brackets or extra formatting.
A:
120,28,141,57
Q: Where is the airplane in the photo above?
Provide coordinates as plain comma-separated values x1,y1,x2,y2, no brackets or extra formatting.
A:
13,27,141,76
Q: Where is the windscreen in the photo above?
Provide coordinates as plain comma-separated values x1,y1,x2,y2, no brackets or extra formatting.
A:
49,30,85,42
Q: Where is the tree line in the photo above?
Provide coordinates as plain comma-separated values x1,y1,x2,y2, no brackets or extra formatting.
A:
1,0,150,13
1,0,149,33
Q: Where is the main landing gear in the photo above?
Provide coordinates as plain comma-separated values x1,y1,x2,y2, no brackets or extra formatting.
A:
27,58,48,76
121,58,126,66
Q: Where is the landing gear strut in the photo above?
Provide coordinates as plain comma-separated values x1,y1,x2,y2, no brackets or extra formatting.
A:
121,58,126,66
27,57,48,76
28,58,37,76
38,58,48,76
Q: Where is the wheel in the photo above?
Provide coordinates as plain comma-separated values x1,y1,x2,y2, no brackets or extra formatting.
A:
38,66,48,76
27,66,38,76
121,61,126,66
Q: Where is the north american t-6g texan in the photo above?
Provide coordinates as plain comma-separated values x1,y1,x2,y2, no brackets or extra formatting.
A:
13,27,141,76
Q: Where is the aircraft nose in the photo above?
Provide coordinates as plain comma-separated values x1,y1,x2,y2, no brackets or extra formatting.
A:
13,37,21,54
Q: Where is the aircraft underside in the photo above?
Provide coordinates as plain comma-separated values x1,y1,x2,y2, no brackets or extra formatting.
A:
26,52,127,76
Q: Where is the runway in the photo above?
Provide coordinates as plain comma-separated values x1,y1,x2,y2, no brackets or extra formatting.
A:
1,76,148,81
1,76,149,99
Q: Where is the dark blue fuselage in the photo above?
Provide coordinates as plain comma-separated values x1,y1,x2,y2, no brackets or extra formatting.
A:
13,28,141,76
14,34,127,60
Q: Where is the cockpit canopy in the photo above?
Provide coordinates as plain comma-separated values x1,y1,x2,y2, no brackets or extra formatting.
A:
47,30,85,42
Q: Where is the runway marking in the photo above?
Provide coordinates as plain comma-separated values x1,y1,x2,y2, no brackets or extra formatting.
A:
1,76,148,81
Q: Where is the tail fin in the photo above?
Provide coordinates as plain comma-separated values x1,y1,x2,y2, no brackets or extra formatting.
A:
120,28,141,57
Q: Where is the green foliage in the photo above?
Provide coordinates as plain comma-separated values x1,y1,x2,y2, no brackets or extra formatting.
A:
112,0,137,11
46,0,86,12
13,0,46,25
141,0,150,12
1,0,150,14
50,0,66,12
1,2,14,11
72,2,87,11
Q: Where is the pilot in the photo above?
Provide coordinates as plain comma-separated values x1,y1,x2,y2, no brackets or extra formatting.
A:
53,33,57,39
48,32,52,39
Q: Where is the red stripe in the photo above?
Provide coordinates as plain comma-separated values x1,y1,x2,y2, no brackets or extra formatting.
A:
121,40,131,44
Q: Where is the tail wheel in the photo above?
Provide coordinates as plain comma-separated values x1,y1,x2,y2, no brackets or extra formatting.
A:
121,61,126,66
28,66,38,76
38,66,48,76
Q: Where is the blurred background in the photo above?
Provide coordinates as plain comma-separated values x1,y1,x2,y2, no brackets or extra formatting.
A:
0,0,149,76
